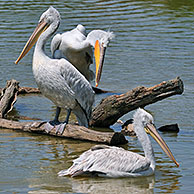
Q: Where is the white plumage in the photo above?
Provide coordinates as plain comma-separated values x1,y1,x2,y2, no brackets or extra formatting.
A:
51,24,114,84
58,108,179,178
15,7,94,134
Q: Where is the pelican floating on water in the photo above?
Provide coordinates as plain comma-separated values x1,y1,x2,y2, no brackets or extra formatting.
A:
51,24,114,86
15,6,94,134
58,108,179,178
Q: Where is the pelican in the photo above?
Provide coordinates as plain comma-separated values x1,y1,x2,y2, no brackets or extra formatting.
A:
51,24,114,87
15,6,94,135
58,108,179,178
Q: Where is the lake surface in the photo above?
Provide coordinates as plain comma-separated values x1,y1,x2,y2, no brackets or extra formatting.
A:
0,0,194,193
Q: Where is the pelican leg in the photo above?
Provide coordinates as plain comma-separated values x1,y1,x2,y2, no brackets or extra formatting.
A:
45,107,61,133
54,107,61,121
55,109,72,135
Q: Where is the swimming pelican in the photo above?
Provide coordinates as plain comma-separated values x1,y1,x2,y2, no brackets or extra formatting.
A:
51,24,114,86
58,108,179,177
15,6,94,135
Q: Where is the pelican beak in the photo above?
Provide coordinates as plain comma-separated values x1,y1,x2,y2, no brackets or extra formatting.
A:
15,19,49,64
145,123,179,167
94,40,106,87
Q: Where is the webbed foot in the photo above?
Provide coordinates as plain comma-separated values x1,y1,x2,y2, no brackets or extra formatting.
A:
55,122,67,135
45,120,61,133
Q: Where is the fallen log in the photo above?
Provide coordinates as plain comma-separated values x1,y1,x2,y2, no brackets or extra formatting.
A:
0,79,127,145
0,86,39,95
0,118,127,145
0,77,184,144
90,77,184,127
0,86,112,95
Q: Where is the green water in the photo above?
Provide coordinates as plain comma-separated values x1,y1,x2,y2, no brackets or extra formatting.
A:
0,0,194,193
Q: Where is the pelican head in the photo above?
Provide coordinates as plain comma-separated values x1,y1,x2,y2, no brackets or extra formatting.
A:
134,108,179,167
15,6,60,64
94,31,114,87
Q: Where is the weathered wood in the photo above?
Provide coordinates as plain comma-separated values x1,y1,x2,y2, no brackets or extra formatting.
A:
0,79,19,118
0,86,38,95
0,118,127,145
18,87,41,94
90,77,184,127
0,80,127,145
0,86,111,95
0,77,184,144
118,119,136,136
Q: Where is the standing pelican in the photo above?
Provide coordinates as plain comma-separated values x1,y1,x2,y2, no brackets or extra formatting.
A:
51,24,114,86
15,6,94,135
58,108,179,177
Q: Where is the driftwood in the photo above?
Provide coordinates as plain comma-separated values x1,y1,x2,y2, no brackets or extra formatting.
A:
0,118,127,145
90,77,183,127
119,119,136,136
0,80,127,145
0,77,184,145
18,86,41,94
0,86,111,95
0,86,40,95
0,79,19,118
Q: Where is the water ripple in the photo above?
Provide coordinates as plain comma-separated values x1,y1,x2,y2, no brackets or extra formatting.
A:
0,0,194,193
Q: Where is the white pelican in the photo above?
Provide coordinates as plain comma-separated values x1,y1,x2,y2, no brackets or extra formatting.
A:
58,108,179,178
15,6,94,135
51,24,114,86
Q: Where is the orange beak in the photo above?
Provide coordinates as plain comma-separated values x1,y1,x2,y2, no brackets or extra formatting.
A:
94,40,106,87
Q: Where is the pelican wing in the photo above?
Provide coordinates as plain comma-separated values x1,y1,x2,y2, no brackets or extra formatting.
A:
58,59,94,117
58,145,151,178
51,28,91,55
51,29,93,78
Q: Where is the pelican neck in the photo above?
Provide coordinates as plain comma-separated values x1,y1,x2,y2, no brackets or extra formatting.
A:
134,121,156,170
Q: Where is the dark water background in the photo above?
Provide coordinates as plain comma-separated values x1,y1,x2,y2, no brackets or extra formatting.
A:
0,0,194,193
